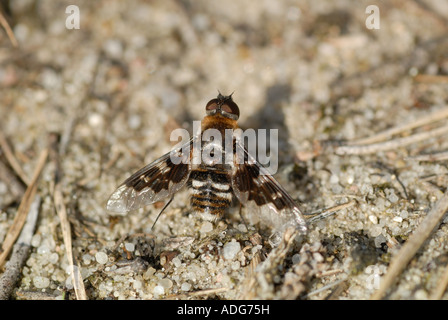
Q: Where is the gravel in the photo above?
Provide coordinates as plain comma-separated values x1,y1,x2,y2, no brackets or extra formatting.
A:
1,0,448,300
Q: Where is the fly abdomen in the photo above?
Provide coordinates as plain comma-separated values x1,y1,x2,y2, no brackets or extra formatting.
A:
189,169,232,220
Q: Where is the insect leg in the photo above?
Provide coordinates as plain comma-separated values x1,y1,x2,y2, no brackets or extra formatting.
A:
151,195,175,230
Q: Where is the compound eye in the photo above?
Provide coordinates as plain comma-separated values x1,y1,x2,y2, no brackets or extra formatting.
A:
205,99,219,112
220,101,240,119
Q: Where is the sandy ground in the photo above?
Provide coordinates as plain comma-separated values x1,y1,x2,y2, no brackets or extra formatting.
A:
1,0,448,300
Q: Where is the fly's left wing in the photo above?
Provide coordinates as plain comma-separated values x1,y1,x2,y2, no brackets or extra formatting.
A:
106,139,192,213
231,141,307,235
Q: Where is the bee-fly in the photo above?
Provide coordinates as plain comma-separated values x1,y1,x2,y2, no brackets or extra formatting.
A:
107,93,307,235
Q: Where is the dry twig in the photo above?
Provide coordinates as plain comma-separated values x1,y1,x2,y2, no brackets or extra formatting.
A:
345,107,448,147
303,277,348,299
414,74,448,84
305,200,357,223
0,159,26,199
335,125,448,155
406,151,448,162
15,290,58,300
0,10,18,47
333,107,448,156
0,132,31,186
187,287,229,297
53,186,87,300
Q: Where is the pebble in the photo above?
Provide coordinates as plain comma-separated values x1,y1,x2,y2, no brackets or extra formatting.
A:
88,113,103,127
124,242,135,252
153,285,164,296
368,215,378,224
231,261,240,270
33,276,50,289
172,257,182,268
37,245,50,255
31,234,41,248
159,278,173,289
143,267,156,280
222,240,241,260
128,114,141,129
103,39,123,59
291,254,301,265
48,252,59,264
95,252,108,264
414,289,428,300
181,282,191,291
82,254,93,265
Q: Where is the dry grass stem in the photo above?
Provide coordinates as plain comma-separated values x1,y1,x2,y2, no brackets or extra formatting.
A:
406,151,448,162
53,186,87,300
187,287,229,297
0,10,18,47
49,133,88,300
0,160,26,198
303,277,347,299
305,200,357,223
0,132,31,186
346,107,448,146
335,125,448,155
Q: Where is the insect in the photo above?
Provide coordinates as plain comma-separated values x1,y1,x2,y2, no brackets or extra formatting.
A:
107,93,307,235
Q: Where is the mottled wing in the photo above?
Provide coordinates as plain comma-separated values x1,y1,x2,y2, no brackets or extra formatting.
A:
106,139,193,213
231,141,307,234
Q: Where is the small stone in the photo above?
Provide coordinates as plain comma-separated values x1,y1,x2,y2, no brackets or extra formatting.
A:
223,240,241,260
153,285,164,296
133,280,142,290
291,253,301,264
181,282,191,291
369,215,378,224
95,251,108,264
103,39,123,59
237,224,247,232
82,254,92,265
159,278,173,289
48,252,59,264
374,234,387,248
143,267,156,280
88,113,103,127
370,225,383,237
128,114,141,129
330,174,339,184
37,245,49,255
172,257,182,268
200,221,213,234
124,242,135,252
31,234,41,248
33,276,50,289
414,289,428,300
